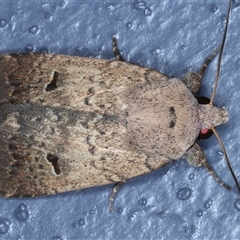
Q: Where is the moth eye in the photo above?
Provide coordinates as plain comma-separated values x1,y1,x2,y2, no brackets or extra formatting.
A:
198,128,213,139
197,96,210,105
197,96,213,139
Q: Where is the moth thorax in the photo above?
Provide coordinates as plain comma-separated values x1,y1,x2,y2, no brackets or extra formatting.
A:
198,104,229,129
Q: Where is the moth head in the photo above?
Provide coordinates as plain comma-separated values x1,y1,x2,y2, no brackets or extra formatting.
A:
197,97,229,139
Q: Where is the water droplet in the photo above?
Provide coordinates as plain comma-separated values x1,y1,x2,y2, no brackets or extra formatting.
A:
127,23,132,29
29,25,39,34
45,13,52,20
129,212,137,220
42,3,50,8
177,188,192,200
106,4,114,10
152,49,161,55
138,198,147,206
210,4,218,13
189,173,195,180
93,34,99,39
134,2,146,9
0,19,7,28
89,208,95,214
234,199,240,211
197,210,203,217
144,8,152,16
15,204,29,222
53,237,62,240
158,211,167,218
204,199,213,209
78,218,85,226
0,220,9,234
117,207,123,214
25,44,34,52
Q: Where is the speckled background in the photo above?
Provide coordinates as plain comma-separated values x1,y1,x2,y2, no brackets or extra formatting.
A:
0,0,240,239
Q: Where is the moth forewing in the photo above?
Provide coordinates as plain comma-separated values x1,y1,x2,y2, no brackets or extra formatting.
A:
0,53,173,197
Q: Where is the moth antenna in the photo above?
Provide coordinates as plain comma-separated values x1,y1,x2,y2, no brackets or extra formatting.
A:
211,126,240,193
210,0,232,105
201,159,231,191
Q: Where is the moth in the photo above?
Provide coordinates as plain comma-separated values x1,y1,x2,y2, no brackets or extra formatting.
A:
0,0,238,211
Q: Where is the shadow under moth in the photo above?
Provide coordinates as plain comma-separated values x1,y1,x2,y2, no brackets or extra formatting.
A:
0,0,239,211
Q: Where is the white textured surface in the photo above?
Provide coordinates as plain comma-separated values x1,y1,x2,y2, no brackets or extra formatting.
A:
0,1,240,239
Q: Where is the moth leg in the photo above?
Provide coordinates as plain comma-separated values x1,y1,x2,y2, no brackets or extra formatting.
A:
112,37,124,61
182,46,220,95
109,182,124,212
184,142,231,191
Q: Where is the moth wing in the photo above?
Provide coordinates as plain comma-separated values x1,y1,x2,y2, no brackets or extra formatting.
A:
1,53,169,112
0,53,170,197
